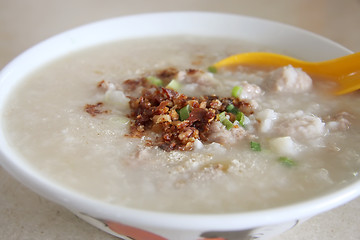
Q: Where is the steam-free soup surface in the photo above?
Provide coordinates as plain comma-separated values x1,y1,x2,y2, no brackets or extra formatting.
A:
3,36,360,213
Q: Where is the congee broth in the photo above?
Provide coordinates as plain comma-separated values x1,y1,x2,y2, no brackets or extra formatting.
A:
3,36,360,213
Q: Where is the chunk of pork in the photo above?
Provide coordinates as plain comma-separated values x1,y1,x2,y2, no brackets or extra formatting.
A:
238,81,263,100
208,122,246,145
256,109,325,140
267,65,312,93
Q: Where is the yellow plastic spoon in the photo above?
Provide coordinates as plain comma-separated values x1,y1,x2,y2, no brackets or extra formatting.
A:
212,52,360,95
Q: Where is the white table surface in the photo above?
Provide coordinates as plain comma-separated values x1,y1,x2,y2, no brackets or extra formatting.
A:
1,0,360,239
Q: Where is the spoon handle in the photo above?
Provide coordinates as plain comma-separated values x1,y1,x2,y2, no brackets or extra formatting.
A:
308,52,360,78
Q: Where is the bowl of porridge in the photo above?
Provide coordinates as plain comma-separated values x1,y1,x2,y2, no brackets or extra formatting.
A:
0,12,359,240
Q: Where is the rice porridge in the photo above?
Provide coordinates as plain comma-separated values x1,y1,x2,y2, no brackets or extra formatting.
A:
2,36,360,213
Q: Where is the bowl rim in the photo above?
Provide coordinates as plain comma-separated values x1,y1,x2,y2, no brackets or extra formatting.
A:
0,11,358,231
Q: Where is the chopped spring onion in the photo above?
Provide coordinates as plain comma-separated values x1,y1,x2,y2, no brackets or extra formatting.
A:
146,76,163,87
219,112,234,130
226,103,236,112
226,104,245,126
179,105,191,121
250,141,261,151
207,66,217,73
231,85,243,98
278,156,296,167
166,79,181,91
218,111,227,121
235,111,245,126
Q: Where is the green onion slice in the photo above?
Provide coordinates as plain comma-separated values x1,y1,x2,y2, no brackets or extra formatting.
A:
250,141,261,151
207,66,217,73
146,76,163,87
219,112,234,130
278,156,296,167
235,111,245,126
218,111,226,121
226,104,245,126
231,86,243,98
166,79,181,91
226,104,236,112
179,105,191,121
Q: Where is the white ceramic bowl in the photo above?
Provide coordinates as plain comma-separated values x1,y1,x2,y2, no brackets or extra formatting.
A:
0,12,359,240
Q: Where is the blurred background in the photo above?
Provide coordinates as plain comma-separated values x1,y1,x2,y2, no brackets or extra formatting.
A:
1,0,360,239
